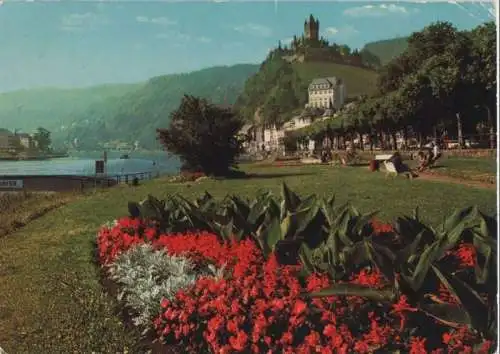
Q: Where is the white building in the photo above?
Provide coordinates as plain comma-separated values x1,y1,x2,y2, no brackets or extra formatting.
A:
306,77,346,110
282,116,313,131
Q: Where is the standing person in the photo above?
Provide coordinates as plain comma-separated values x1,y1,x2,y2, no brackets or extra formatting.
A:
431,141,441,165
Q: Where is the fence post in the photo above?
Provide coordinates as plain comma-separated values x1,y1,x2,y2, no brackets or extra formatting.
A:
125,175,129,184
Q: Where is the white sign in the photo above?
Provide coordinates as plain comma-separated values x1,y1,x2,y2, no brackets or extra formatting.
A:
0,179,23,189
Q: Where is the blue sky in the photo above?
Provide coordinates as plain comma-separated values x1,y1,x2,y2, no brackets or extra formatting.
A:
0,1,495,92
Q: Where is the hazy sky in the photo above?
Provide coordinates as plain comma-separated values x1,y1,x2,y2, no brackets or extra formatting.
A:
0,1,494,92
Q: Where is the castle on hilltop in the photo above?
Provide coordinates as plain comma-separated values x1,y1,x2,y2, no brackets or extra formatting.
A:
303,14,319,41
275,14,328,57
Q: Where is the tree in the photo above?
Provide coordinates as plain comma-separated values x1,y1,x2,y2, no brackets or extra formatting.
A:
156,95,244,176
33,127,52,153
466,21,497,148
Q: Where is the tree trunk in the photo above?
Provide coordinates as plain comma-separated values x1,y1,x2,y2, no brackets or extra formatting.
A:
456,112,463,149
403,127,409,151
391,131,398,150
359,133,364,151
486,105,496,149
378,131,384,150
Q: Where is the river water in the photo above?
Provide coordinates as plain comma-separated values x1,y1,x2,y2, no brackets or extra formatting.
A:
0,151,180,176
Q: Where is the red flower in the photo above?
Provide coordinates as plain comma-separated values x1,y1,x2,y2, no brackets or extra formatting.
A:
455,242,476,267
229,330,248,351
409,337,427,354
292,300,307,316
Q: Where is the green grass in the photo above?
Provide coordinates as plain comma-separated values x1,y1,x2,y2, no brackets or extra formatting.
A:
432,156,496,177
0,164,496,353
292,62,379,98
404,156,497,183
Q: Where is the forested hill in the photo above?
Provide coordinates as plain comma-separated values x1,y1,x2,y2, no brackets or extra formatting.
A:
0,84,140,134
362,37,409,65
64,64,259,149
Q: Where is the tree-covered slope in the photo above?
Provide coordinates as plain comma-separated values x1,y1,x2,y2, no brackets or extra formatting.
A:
0,84,140,134
234,58,379,125
64,64,259,149
362,37,409,65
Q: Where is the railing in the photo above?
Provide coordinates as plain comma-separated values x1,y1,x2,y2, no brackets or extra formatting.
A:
113,171,158,185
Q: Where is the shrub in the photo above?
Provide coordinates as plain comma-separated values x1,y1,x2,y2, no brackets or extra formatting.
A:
107,243,225,330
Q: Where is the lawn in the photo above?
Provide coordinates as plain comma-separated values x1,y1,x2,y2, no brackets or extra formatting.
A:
0,164,497,353
427,156,497,182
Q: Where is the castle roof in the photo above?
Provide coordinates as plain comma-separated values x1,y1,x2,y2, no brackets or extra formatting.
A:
308,77,342,89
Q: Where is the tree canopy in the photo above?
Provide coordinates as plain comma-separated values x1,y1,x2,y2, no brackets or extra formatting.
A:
157,95,244,177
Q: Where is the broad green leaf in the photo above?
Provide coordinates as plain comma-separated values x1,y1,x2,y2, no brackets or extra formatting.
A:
127,201,141,218
432,265,489,334
408,242,442,291
281,183,301,213
263,217,283,252
309,283,395,302
299,244,315,275
419,303,471,326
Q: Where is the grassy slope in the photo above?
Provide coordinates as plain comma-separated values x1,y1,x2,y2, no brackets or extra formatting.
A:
292,62,379,97
362,37,409,65
0,163,496,353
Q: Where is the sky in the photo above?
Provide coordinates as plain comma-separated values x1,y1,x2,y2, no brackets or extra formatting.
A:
0,0,495,92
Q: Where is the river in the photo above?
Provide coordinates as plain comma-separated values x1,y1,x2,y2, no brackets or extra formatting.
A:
0,151,180,176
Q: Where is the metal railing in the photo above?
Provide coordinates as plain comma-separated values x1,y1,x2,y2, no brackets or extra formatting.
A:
113,171,157,185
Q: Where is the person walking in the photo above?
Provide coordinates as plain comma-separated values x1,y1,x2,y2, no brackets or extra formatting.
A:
428,141,441,167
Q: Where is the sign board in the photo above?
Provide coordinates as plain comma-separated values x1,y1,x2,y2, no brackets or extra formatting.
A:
95,160,105,174
0,179,23,189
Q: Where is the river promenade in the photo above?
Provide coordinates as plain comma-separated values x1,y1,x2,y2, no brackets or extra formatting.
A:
0,152,179,192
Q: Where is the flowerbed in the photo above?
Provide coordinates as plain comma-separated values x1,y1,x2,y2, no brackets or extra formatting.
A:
97,215,495,353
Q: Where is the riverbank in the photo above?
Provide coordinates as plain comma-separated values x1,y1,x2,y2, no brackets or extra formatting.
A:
0,153,69,161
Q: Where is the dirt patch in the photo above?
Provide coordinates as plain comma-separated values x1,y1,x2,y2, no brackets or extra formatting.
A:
416,172,496,190
0,192,79,238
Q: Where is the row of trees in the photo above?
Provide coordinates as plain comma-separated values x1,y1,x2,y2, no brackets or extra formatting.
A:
291,21,496,150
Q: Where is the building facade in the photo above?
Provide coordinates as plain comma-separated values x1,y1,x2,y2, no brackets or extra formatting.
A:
306,77,346,110
0,129,17,151
17,133,34,149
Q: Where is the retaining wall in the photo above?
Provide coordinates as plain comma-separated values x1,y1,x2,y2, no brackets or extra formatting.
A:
0,175,118,192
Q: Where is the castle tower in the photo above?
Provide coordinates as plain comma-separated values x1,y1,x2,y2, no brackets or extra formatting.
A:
304,14,319,41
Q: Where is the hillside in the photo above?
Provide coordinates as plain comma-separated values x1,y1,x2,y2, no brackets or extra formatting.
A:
292,62,378,97
0,84,140,134
234,58,379,125
64,64,259,149
362,37,409,65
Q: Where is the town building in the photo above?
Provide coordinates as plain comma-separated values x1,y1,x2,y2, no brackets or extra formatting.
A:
17,133,34,149
0,129,18,152
306,77,346,110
